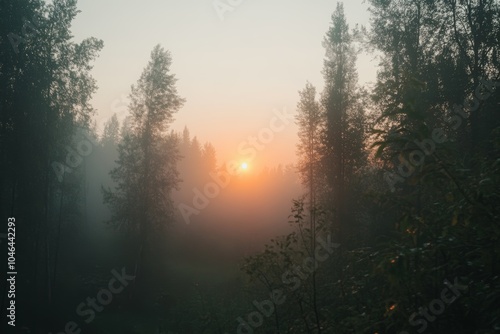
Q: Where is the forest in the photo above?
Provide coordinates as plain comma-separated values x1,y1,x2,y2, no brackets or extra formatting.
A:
1,0,500,333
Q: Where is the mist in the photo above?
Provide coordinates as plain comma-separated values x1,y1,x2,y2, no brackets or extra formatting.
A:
1,1,500,334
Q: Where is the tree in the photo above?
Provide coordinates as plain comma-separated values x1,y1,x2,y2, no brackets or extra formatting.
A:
367,1,500,332
0,0,103,327
321,2,365,243
182,125,191,150
441,0,500,155
101,113,120,147
202,142,217,172
103,44,185,295
296,82,324,211
295,81,325,333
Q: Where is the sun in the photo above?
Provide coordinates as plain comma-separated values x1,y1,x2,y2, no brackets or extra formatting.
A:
241,162,248,170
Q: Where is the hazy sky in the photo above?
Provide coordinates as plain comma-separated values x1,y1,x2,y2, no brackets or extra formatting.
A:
71,0,377,169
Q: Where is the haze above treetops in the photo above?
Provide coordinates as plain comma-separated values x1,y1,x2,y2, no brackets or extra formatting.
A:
71,0,376,171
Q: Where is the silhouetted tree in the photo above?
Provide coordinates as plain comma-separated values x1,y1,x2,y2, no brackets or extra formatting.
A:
296,82,325,209
202,142,217,172
103,44,184,296
322,2,366,242
101,113,120,147
0,0,102,329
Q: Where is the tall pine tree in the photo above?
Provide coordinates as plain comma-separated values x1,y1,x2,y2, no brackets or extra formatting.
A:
322,2,366,243
103,45,184,295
